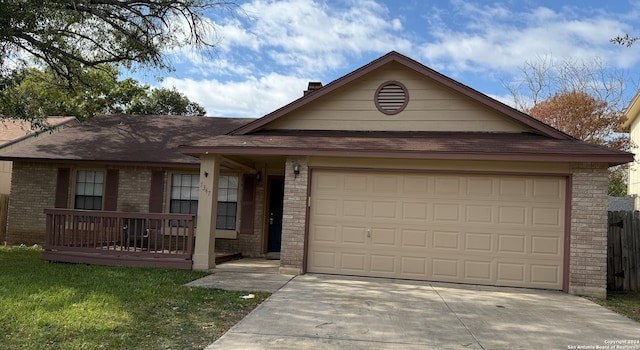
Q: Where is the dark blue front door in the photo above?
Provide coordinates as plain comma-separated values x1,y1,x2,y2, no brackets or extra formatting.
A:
267,178,284,252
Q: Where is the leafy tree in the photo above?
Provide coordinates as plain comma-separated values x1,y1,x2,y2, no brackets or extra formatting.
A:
0,0,234,83
0,66,205,121
527,90,627,150
506,56,632,195
127,87,206,116
608,166,628,197
611,34,638,47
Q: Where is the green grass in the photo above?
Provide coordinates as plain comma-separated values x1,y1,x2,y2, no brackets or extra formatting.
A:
0,246,269,350
591,291,640,323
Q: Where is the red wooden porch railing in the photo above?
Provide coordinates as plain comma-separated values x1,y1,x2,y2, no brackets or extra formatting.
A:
43,209,196,269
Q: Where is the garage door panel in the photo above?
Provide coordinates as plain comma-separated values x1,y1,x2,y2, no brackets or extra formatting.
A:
432,231,461,250
432,259,459,278
532,207,562,226
498,234,526,253
308,170,565,290
373,175,399,193
433,203,461,222
497,262,526,283
341,226,367,244
434,176,463,195
531,235,561,255
372,201,398,218
309,250,337,269
400,256,428,275
530,264,561,285
315,198,339,215
402,176,430,195
343,200,368,217
499,178,528,197
371,228,397,246
532,179,563,199
466,177,494,196
341,253,366,272
466,205,493,223
402,202,428,219
464,260,493,280
401,229,429,247
312,225,337,243
465,232,493,252
499,206,527,225
343,174,368,192
370,254,396,273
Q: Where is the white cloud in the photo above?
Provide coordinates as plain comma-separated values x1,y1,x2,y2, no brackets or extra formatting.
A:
199,0,412,75
419,2,639,76
162,74,310,118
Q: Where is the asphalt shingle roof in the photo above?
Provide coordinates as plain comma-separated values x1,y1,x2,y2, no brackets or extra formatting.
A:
0,115,253,165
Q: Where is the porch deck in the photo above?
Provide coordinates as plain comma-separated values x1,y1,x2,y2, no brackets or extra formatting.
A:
43,209,205,269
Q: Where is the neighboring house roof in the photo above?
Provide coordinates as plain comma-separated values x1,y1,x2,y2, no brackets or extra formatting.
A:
608,196,634,211
0,116,78,150
0,115,253,166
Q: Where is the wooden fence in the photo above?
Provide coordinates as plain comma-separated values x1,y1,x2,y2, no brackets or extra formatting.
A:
607,211,640,291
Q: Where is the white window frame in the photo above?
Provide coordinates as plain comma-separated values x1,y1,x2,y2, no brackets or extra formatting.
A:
167,172,241,239
73,169,105,210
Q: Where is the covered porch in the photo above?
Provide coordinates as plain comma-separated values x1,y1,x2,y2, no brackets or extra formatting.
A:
43,208,204,269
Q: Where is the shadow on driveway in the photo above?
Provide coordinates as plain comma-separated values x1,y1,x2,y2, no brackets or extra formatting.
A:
208,274,639,349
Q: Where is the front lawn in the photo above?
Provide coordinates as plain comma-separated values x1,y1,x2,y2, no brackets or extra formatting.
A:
591,291,640,323
0,246,269,350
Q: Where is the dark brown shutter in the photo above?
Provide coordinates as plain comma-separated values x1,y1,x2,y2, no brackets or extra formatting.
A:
104,169,119,211
149,171,165,213
55,168,71,208
239,174,256,235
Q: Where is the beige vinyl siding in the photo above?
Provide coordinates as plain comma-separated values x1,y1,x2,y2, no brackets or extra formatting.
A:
267,62,534,133
628,119,640,204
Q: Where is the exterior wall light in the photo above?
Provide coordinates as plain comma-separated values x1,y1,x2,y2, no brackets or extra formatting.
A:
293,162,300,178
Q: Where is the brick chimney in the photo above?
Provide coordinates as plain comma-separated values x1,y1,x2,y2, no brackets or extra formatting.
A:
304,82,323,96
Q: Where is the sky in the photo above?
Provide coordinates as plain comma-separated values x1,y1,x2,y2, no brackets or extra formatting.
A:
132,0,640,119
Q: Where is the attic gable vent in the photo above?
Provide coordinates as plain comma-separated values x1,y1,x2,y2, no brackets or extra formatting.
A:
375,81,409,115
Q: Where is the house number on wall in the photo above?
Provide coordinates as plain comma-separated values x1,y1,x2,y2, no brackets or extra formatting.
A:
200,182,212,197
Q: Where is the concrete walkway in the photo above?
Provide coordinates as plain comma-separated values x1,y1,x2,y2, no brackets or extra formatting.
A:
185,258,293,293
191,259,640,349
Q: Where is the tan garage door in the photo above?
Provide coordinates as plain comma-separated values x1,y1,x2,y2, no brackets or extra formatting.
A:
307,170,566,289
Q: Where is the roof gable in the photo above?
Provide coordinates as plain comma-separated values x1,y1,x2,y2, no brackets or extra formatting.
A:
231,51,571,139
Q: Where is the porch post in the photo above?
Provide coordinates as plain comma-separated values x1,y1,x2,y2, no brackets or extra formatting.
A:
193,155,220,270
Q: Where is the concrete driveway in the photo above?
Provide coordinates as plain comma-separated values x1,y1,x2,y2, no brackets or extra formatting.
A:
207,273,639,350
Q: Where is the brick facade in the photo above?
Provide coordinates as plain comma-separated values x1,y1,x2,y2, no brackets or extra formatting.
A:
118,167,153,212
279,157,308,274
569,163,609,298
5,162,58,245
5,163,158,245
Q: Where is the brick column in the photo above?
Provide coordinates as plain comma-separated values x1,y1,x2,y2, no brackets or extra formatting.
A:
569,163,608,299
279,156,308,275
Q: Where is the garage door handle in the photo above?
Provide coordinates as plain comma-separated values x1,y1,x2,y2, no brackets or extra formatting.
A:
367,229,371,238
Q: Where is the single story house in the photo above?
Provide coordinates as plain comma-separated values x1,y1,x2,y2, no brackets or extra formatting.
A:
2,52,631,298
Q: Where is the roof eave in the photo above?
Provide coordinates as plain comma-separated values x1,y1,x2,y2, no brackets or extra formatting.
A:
179,146,632,166
622,90,640,130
